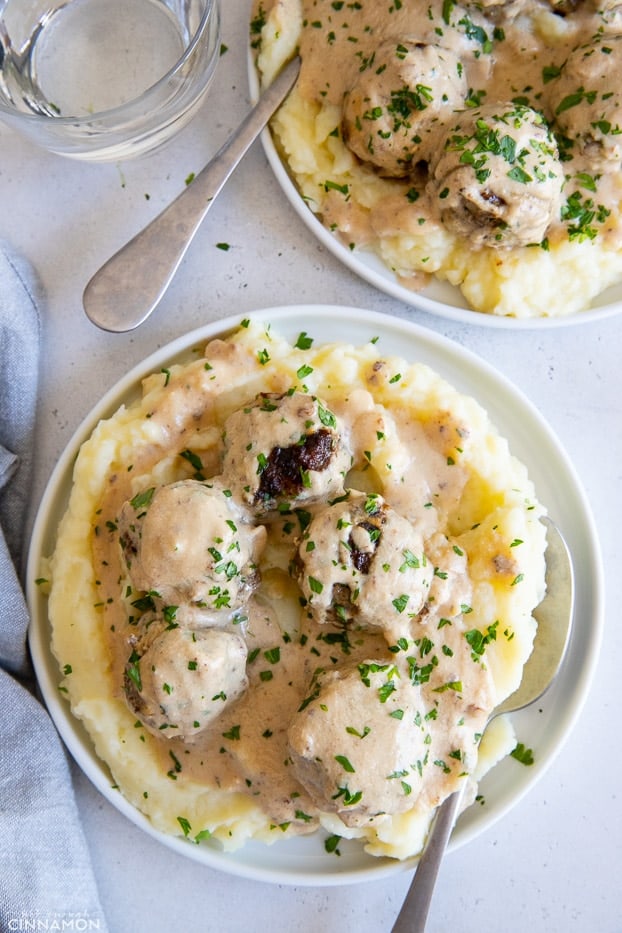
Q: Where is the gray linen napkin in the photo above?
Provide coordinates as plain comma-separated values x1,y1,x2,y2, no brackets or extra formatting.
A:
0,243,108,931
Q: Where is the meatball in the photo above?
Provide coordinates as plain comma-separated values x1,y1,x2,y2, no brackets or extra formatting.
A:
124,620,248,739
118,479,266,615
342,39,467,177
547,35,622,172
221,391,351,516
294,490,433,644
428,102,563,248
288,662,430,825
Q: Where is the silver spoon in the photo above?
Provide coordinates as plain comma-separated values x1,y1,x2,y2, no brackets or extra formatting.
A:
83,56,301,333
392,515,574,933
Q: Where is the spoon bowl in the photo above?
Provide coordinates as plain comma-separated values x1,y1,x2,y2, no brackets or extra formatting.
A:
392,516,575,933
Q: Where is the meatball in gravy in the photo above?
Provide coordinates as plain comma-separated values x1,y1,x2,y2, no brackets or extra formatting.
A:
124,621,248,739
547,35,622,172
342,38,467,176
118,479,266,616
288,663,431,825
294,490,433,645
222,391,351,515
428,103,564,248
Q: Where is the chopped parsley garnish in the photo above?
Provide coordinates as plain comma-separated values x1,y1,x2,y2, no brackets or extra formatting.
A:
295,331,314,350
335,754,355,773
130,487,155,511
324,834,342,855
511,742,534,766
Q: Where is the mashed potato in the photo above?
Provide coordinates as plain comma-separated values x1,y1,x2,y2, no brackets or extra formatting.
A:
251,0,622,319
47,319,546,859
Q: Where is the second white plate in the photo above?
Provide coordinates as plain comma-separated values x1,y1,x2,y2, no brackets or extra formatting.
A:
250,56,622,329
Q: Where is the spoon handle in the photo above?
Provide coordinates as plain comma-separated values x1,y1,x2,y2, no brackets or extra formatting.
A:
392,787,464,933
83,56,301,333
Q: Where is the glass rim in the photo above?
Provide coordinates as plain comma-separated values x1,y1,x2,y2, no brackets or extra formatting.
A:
0,0,218,126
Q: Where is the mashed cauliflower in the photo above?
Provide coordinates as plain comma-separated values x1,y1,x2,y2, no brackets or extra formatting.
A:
46,319,546,860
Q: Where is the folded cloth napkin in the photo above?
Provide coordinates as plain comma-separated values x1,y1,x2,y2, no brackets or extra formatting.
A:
0,243,108,931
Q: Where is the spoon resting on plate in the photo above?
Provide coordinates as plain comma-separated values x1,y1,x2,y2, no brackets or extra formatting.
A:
83,56,301,333
391,515,575,933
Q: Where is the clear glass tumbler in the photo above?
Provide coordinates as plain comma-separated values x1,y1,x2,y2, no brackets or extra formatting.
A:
0,0,220,160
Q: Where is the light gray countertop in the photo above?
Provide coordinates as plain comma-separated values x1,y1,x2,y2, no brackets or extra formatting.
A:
2,2,620,931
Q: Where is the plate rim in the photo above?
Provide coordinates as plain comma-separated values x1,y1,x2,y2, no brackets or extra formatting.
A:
26,304,604,885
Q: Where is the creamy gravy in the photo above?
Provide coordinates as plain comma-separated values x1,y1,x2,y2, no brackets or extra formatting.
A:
260,0,622,250
91,337,496,835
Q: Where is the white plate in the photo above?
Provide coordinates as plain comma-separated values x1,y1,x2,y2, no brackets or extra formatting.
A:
249,59,622,329
27,306,603,885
